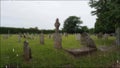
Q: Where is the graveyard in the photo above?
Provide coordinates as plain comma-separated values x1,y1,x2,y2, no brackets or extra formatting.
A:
1,0,120,68
0,33,120,67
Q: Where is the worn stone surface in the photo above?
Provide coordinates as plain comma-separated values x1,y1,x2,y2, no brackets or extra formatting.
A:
54,18,62,49
23,40,32,61
116,27,120,46
81,32,97,48
54,33,62,49
98,45,115,52
48,34,51,39
54,18,60,33
65,47,97,57
40,33,44,45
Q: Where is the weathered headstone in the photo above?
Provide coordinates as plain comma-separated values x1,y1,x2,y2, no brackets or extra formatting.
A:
18,34,21,42
23,40,32,61
81,32,97,49
65,32,97,57
48,34,51,39
54,18,62,49
23,33,26,38
64,33,68,37
40,32,44,45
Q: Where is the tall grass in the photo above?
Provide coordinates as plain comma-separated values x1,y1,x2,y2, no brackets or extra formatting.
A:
0,34,119,68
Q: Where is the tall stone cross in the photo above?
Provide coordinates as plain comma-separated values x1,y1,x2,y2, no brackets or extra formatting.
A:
54,18,62,49
54,18,60,33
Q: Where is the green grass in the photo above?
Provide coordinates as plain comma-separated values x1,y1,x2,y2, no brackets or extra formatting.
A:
0,34,120,68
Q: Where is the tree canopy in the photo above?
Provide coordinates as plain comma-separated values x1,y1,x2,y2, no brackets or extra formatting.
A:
89,0,120,45
62,16,83,33
89,0,120,33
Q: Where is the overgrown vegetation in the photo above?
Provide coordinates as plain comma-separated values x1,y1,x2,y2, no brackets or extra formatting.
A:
0,34,119,67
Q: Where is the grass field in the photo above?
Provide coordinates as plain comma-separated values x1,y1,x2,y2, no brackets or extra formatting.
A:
0,34,120,68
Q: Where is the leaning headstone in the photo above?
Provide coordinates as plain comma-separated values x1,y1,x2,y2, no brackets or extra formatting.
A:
40,32,44,45
65,32,97,57
81,32,97,49
54,18,62,49
23,40,32,61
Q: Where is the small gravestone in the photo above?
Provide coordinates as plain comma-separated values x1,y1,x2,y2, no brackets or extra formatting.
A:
48,34,51,39
23,40,32,61
48,34,50,39
76,33,81,40
18,34,21,42
97,32,103,39
40,32,44,45
23,33,26,38
103,33,109,40
64,33,68,37
54,18,62,49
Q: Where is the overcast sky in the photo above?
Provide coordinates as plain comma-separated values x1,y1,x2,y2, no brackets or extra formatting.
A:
1,1,97,30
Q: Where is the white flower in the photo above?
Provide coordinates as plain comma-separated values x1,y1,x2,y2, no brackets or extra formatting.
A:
16,54,18,57
117,60,119,63
12,48,15,52
5,65,7,68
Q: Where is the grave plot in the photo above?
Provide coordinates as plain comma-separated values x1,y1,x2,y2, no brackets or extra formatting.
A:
64,32,97,57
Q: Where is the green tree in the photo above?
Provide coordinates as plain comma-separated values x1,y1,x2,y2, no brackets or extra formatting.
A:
89,0,115,33
89,28,94,34
89,0,120,46
63,16,83,33
81,26,89,33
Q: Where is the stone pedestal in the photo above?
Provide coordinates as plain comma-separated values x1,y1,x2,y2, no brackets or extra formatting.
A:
54,33,62,49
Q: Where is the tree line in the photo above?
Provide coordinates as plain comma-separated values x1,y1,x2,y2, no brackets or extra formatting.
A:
0,27,56,34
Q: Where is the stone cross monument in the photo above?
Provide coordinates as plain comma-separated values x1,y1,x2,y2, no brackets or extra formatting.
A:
54,18,62,49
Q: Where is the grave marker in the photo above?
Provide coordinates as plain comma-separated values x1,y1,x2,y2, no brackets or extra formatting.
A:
40,32,44,45
23,40,32,61
54,18,62,49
